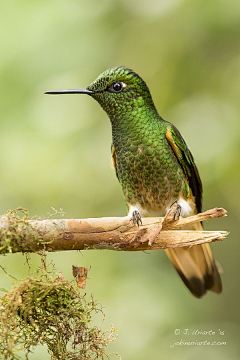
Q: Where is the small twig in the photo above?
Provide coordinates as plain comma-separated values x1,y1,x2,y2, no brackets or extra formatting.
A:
0,264,18,281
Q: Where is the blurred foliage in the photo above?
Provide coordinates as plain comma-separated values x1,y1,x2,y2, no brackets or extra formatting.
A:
0,0,239,359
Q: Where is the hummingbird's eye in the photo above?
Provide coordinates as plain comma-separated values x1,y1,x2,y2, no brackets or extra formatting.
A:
110,81,123,93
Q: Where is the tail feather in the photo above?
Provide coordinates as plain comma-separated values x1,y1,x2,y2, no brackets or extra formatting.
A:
165,223,222,298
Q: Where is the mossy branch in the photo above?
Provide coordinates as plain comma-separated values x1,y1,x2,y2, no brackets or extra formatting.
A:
0,207,228,254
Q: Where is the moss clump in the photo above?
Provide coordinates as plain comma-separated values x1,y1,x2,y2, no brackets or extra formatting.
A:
0,263,118,359
0,207,65,254
0,207,36,254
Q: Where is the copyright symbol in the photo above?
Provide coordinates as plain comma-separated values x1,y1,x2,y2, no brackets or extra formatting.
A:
175,329,180,335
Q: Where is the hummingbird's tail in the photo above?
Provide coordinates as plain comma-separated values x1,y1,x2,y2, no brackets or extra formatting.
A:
165,223,222,298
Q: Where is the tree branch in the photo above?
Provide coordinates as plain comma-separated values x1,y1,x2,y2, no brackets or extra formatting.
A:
0,207,228,254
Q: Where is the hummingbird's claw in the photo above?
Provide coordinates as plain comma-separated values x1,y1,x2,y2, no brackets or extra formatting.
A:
174,205,182,220
170,199,182,220
132,210,142,227
170,199,178,207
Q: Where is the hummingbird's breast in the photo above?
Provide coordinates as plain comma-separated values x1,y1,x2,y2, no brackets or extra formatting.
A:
112,120,188,214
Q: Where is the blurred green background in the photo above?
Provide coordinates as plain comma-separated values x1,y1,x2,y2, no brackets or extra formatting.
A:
0,0,240,359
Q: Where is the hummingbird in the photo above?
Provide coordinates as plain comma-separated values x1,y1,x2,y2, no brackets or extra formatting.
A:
45,66,222,298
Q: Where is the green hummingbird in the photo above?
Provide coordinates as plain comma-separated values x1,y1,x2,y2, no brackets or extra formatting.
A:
45,66,222,298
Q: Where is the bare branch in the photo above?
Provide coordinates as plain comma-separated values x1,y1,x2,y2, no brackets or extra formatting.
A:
0,207,228,254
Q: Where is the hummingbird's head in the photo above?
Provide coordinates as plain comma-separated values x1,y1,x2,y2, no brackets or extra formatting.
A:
45,67,156,121
86,67,155,117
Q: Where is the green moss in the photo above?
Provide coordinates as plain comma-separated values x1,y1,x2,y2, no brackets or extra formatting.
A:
0,208,34,254
0,258,119,360
0,207,53,255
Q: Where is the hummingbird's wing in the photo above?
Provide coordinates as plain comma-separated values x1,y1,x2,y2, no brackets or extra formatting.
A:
166,124,202,213
165,124,222,297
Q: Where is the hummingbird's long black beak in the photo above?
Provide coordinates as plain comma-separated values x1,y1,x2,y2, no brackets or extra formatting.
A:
44,88,94,95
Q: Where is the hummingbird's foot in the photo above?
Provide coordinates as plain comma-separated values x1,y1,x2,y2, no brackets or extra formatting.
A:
132,210,142,227
170,200,182,221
